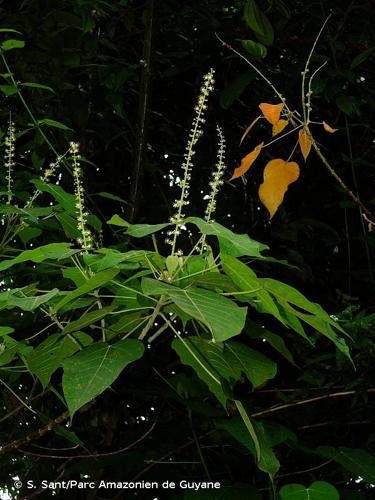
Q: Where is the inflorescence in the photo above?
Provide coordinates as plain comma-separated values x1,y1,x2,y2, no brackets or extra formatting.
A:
4,117,16,204
204,125,226,223
167,68,215,255
71,142,93,252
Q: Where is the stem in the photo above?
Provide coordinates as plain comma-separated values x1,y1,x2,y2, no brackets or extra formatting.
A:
311,135,375,223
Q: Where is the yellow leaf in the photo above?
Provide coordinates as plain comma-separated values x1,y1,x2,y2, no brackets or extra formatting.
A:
323,121,338,133
240,116,261,145
230,143,264,180
259,102,284,125
272,119,288,137
298,128,313,161
258,159,300,219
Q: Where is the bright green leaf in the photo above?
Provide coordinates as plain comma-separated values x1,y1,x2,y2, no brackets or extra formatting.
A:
279,481,339,500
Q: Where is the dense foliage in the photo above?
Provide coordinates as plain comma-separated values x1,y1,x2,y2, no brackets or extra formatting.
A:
0,1,374,499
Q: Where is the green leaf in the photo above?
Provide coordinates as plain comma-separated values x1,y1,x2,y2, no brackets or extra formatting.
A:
186,217,268,257
26,332,92,388
317,446,375,483
221,254,285,324
107,214,171,236
172,337,228,407
219,71,256,109
216,417,280,475
63,306,115,334
20,82,55,93
350,47,375,69
56,213,82,239
244,0,274,46
142,278,247,342
0,243,77,271
0,84,18,96
0,326,14,337
247,323,295,365
54,269,120,312
279,481,339,500
241,39,267,58
18,227,42,245
224,341,277,387
107,214,129,227
62,339,144,416
31,179,76,213
0,29,23,35
37,118,72,130
96,192,129,204
0,288,60,311
1,39,25,51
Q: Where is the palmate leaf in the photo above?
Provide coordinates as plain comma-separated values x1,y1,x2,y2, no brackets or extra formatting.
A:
142,277,247,342
62,339,144,417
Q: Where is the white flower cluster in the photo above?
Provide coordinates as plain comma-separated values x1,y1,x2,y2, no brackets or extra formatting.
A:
71,142,93,252
204,125,226,223
4,118,16,204
167,69,215,253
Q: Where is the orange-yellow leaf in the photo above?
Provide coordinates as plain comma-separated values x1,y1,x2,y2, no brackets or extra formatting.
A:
298,128,313,161
272,119,288,137
230,143,264,180
258,159,300,219
240,116,261,145
323,121,338,133
259,102,284,125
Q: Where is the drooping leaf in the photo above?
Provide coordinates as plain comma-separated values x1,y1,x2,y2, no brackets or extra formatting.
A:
224,341,277,387
216,416,280,476
1,39,25,51
107,214,171,236
259,159,300,218
272,119,288,136
230,143,263,180
244,0,274,46
241,39,267,59
259,102,284,125
298,128,313,161
220,72,256,110
240,116,261,145
31,179,76,214
20,82,55,93
350,46,375,69
142,277,247,342
37,118,72,130
0,84,18,96
279,481,339,500
322,121,338,133
54,269,120,312
317,446,375,483
62,339,144,417
26,332,92,388
63,306,115,334
0,243,76,271
172,337,229,407
0,288,60,311
185,217,269,257
221,253,285,324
